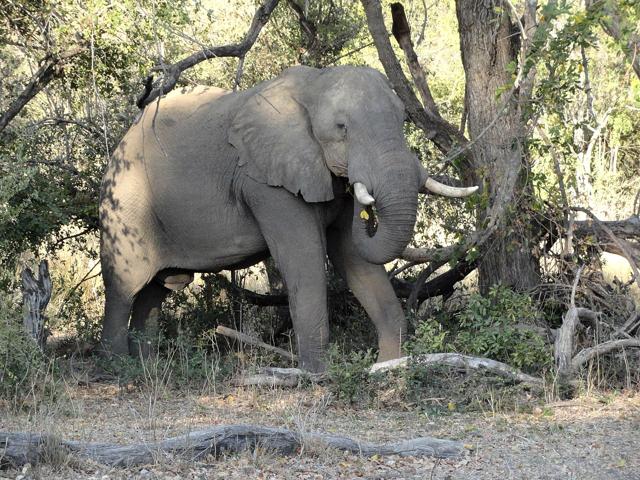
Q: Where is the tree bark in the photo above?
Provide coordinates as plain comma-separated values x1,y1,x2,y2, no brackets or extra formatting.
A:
21,260,52,350
455,0,540,293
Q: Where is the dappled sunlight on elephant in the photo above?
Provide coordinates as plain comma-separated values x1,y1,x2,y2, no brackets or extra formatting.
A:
99,66,475,372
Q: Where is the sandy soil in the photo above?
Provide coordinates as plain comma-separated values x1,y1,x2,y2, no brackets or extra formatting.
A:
1,380,639,480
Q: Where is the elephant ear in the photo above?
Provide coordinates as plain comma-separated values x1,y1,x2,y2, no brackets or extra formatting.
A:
228,74,334,203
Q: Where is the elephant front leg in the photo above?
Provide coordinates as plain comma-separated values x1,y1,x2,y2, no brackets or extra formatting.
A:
328,227,407,362
244,182,330,373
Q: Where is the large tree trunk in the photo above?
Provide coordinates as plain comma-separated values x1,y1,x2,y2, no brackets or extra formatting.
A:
456,0,540,292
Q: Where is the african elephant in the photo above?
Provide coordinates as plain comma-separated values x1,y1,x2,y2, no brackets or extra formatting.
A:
99,65,476,372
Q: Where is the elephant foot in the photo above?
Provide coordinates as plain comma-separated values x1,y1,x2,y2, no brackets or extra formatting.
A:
298,355,327,374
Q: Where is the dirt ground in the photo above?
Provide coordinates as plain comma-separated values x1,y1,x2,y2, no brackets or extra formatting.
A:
1,378,639,480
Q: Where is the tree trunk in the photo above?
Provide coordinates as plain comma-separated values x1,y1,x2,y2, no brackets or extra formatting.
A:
456,0,540,293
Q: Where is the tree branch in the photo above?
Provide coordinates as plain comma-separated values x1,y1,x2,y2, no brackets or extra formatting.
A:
371,353,544,387
360,0,467,156
571,208,640,291
586,0,640,80
137,0,281,108
0,47,83,133
390,3,440,117
571,339,640,370
215,325,296,361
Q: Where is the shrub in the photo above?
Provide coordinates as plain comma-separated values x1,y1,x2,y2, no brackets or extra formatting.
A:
326,344,376,404
0,290,51,405
453,286,551,372
404,317,449,355
405,286,552,374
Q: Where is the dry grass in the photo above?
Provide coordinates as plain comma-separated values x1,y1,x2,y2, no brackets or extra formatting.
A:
1,370,639,479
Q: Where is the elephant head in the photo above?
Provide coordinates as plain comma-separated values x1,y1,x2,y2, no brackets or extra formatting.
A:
229,66,475,264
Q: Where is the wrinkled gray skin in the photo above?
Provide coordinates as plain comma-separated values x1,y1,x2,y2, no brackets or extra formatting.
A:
99,66,428,373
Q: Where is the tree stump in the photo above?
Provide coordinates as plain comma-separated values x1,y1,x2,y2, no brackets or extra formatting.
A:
21,260,52,350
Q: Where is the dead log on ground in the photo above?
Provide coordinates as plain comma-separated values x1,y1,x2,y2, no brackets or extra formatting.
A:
555,266,640,379
0,425,465,468
232,367,325,387
370,354,544,387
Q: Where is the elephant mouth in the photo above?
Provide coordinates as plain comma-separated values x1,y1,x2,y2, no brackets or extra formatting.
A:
360,204,378,237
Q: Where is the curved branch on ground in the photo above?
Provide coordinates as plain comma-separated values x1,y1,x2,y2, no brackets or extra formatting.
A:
571,339,640,371
370,353,544,387
0,425,465,468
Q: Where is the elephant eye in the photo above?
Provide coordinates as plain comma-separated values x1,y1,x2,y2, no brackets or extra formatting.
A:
337,123,347,133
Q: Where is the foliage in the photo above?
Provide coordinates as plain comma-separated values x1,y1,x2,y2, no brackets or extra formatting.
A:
405,286,552,373
404,317,448,355
97,330,229,390
326,344,376,404
454,286,552,372
0,288,54,406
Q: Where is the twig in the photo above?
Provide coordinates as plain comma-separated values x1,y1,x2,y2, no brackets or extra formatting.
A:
233,56,246,91
215,325,296,361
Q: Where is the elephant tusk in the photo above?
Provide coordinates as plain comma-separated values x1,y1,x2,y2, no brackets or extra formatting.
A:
424,177,479,198
353,182,375,206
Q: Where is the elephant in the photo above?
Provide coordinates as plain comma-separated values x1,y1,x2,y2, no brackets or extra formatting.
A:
99,65,476,372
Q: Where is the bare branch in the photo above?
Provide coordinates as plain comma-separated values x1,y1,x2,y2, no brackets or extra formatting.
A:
137,0,280,108
571,339,640,370
360,0,467,155
572,207,640,291
390,3,440,117
0,47,83,133
215,325,296,361
371,353,544,387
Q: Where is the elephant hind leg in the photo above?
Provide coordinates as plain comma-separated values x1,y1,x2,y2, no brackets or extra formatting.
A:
129,281,170,357
99,251,161,357
101,284,135,356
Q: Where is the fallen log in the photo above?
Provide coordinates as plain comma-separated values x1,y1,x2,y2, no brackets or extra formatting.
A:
232,367,325,387
0,425,465,468
370,354,544,387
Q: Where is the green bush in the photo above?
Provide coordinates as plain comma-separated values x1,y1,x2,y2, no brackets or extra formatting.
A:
0,291,51,405
453,286,551,372
404,317,448,355
326,344,376,404
405,286,552,374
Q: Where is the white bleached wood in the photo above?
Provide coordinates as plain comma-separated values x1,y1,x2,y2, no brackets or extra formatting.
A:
370,353,543,387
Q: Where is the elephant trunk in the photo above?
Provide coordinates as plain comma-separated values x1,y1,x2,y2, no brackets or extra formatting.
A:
351,162,419,265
